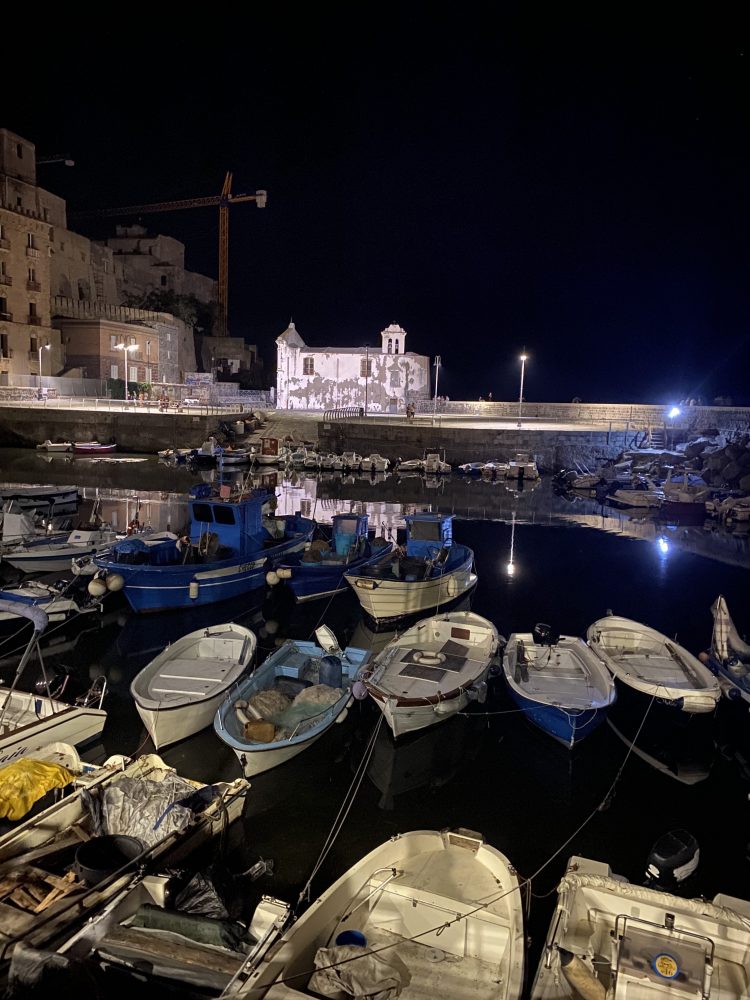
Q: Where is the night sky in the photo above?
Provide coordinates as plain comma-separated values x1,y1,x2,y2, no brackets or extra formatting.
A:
10,10,750,404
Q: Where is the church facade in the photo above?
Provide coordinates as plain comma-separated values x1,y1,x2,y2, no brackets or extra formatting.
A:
275,321,431,411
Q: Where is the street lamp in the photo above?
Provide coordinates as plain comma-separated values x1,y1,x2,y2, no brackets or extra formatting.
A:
37,342,50,398
114,343,137,395
433,355,442,424
517,351,528,427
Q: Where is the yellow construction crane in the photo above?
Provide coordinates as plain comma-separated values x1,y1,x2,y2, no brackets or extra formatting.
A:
77,173,267,337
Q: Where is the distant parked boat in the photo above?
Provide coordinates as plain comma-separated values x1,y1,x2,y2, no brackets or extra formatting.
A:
73,441,117,455
131,622,256,750
0,484,79,516
505,452,539,479
36,440,72,452
362,611,499,738
3,520,118,574
254,436,292,466
503,625,616,748
0,579,104,627
706,594,750,704
214,626,370,776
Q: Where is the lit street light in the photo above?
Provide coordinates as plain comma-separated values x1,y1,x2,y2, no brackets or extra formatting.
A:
37,342,50,399
517,351,528,427
114,343,138,397
433,355,442,425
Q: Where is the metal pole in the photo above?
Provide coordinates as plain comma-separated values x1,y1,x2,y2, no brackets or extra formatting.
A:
37,345,42,398
517,353,527,427
433,355,441,424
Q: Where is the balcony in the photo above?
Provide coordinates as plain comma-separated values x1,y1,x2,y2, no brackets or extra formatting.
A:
26,280,41,292
0,311,12,322
0,238,9,251
27,314,41,325
0,275,11,286
26,247,41,259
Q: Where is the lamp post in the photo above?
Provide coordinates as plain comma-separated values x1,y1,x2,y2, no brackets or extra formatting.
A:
433,355,442,424
37,342,50,399
517,351,528,428
114,343,137,398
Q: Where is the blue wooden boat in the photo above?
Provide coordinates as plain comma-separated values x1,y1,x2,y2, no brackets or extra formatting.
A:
269,513,395,603
503,626,616,749
214,626,371,776
92,485,315,613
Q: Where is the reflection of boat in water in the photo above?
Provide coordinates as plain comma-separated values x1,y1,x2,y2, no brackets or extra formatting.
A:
606,714,715,785
362,712,485,809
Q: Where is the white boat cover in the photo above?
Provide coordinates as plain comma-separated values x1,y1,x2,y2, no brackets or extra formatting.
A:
309,944,404,999
0,601,48,633
558,873,750,930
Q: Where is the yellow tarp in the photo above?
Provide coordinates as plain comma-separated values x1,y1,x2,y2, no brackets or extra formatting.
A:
0,758,75,821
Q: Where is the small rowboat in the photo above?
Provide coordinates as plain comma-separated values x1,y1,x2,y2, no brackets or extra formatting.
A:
73,441,118,455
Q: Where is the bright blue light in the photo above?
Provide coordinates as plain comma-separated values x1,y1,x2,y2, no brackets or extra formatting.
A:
657,537,669,555
668,406,681,419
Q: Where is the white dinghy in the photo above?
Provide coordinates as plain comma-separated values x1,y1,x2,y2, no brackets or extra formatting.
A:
228,828,525,1000
0,602,107,767
362,611,500,738
131,622,256,750
587,615,720,714
531,854,750,1000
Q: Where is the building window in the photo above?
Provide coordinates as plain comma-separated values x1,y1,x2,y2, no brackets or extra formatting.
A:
129,365,137,382
16,197,22,207
387,339,393,354
0,296,8,316
390,370,401,388
16,143,23,158
30,336,38,352
145,366,152,382
28,267,35,282
160,275,167,286
360,358,372,377
0,334,9,357
27,233,35,249
128,336,136,346
394,339,400,354
303,357,315,376
29,302,38,318
110,364,119,379
0,262,6,276
110,335,120,349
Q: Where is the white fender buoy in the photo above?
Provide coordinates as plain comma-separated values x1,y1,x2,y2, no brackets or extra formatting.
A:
335,708,349,724
88,578,107,598
189,580,200,600
352,680,369,700
266,571,280,587
265,619,279,635
105,573,125,592
277,567,292,580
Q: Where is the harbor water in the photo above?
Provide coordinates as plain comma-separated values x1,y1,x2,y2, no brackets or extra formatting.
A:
0,448,749,994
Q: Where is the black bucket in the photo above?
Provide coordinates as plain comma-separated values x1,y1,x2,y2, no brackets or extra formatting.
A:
75,834,144,886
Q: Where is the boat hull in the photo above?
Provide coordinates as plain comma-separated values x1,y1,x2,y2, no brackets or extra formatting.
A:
4,543,111,573
136,691,236,750
280,543,396,603
506,688,607,748
370,688,473,739
0,691,106,768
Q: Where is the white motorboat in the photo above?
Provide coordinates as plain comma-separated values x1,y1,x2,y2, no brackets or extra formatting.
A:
362,611,499,738
228,828,525,1000
530,854,750,1000
130,622,256,750
3,520,118,573
0,484,79,516
0,602,107,768
0,579,103,625
505,452,540,479
481,460,510,479
254,437,292,465
331,451,362,472
587,615,721,714
345,512,477,626
0,506,71,555
218,447,254,465
361,453,390,473
423,451,451,474
36,439,72,452
396,456,426,473
503,627,616,748
214,626,370,776
302,450,323,469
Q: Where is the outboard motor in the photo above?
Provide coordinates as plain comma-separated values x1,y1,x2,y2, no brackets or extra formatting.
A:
532,622,559,647
644,829,700,891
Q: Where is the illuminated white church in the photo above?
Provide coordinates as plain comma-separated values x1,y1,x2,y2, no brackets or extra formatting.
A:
275,321,431,411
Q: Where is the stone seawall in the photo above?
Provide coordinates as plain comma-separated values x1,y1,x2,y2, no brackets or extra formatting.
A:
0,406,239,453
318,421,632,471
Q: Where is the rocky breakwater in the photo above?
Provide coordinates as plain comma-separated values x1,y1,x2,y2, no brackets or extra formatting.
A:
686,433,750,492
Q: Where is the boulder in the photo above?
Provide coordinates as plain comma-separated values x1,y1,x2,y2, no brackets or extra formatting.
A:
721,461,744,484
739,472,750,492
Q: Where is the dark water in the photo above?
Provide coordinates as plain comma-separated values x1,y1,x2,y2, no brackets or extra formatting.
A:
1,452,749,993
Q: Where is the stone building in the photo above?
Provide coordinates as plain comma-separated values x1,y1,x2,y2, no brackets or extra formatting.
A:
275,321,431,411
0,129,63,379
58,317,162,384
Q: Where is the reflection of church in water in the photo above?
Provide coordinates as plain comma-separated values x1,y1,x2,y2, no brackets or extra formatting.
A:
271,474,429,540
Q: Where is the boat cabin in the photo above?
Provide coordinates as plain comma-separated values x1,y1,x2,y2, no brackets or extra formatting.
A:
331,513,369,556
405,512,453,559
260,437,281,458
